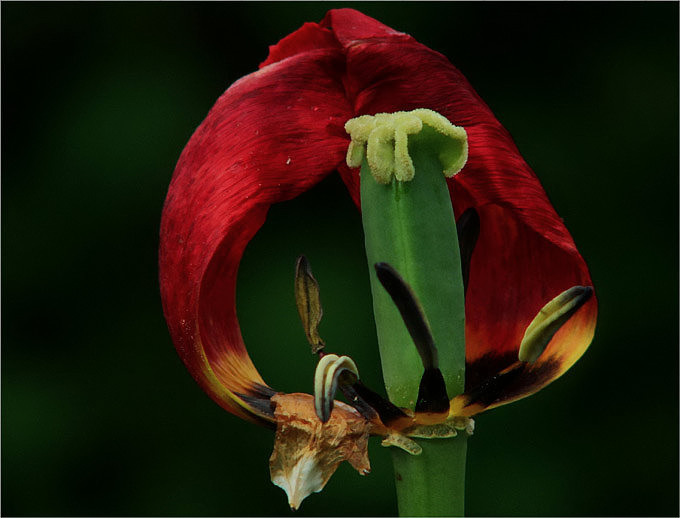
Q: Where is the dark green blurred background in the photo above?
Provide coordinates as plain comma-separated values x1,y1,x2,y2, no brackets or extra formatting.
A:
2,2,678,516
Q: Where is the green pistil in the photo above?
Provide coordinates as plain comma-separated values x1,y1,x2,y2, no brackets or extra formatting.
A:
346,109,468,407
346,109,469,516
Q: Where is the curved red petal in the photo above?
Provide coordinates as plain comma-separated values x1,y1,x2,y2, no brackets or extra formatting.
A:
162,8,597,424
319,9,597,413
160,47,353,423
260,22,339,68
321,8,411,45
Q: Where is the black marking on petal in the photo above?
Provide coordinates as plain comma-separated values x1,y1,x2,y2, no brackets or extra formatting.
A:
250,383,277,399
464,352,518,394
462,354,561,409
456,208,480,296
415,367,450,414
234,390,277,427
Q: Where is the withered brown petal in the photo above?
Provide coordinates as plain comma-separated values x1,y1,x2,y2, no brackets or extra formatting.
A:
269,393,372,510
294,256,326,354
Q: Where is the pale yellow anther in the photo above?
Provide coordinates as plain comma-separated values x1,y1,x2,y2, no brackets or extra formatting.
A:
344,109,468,184
518,286,594,363
393,127,415,182
401,416,475,440
314,354,360,423
346,140,365,170
381,432,423,455
366,125,396,184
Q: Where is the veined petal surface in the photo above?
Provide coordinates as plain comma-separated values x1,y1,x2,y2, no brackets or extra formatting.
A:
264,9,597,414
161,8,597,422
160,44,353,423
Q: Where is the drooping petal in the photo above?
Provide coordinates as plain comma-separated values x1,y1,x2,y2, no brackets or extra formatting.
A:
162,8,597,424
306,9,597,414
159,40,353,423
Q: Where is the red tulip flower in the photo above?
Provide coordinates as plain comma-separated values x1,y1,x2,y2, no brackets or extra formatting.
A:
159,8,597,511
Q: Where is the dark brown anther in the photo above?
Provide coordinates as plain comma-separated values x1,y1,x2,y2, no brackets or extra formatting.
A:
374,262,438,370
374,262,451,416
342,381,411,426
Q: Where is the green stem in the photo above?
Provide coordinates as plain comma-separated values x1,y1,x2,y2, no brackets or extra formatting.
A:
392,436,467,517
361,138,467,516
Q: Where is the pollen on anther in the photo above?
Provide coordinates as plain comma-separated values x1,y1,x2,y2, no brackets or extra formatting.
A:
344,109,468,184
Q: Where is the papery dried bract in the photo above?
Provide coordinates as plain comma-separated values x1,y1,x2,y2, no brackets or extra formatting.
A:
269,393,372,510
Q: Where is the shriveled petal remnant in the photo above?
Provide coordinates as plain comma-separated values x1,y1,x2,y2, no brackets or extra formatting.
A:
269,393,372,510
